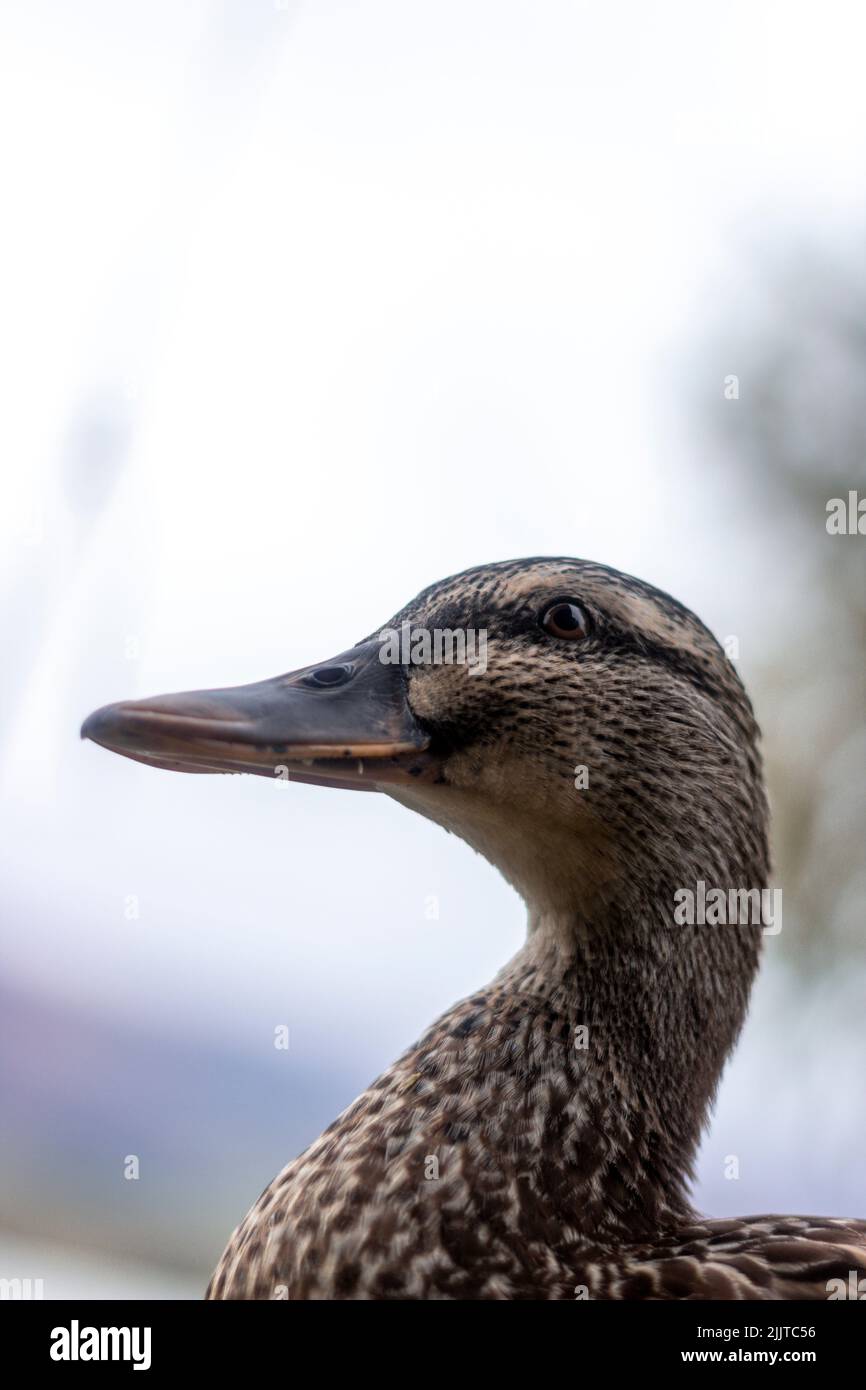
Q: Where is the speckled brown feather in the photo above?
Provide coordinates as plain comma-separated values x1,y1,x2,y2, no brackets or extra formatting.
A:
205,558,866,1300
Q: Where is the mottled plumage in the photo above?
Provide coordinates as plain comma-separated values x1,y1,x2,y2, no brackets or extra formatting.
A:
82,557,866,1299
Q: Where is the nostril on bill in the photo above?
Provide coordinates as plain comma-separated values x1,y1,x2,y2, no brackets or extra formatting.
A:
303,664,354,689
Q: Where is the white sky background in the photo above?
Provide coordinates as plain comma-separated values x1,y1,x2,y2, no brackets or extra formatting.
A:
1,0,866,1222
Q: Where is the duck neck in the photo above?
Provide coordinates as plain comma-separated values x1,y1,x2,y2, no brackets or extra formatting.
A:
479,888,756,1239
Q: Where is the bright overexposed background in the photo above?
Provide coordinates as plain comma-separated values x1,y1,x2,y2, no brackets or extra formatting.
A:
1,0,864,1297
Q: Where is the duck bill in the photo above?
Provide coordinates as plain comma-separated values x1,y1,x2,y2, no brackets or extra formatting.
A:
80,641,434,791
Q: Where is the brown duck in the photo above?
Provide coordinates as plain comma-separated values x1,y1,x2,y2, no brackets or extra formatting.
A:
82,557,866,1299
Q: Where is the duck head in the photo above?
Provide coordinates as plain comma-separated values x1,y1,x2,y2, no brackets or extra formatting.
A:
83,556,773,1226
82,556,769,933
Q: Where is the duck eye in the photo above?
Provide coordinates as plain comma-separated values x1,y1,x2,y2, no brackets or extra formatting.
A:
540,600,590,640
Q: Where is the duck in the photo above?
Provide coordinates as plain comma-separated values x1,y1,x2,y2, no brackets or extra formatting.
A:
81,556,866,1300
